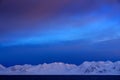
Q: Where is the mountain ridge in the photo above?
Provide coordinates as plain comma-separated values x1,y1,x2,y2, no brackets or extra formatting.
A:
0,61,120,75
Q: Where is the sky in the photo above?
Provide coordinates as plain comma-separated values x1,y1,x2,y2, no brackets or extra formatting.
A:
0,0,120,66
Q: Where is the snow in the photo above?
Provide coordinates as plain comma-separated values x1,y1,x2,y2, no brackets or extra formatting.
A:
0,61,120,75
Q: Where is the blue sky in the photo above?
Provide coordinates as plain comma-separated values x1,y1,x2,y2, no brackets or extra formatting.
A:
0,0,120,66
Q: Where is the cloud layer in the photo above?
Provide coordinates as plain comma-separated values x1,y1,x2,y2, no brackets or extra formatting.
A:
0,0,120,46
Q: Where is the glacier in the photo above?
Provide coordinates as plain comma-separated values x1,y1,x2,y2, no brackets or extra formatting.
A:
0,61,120,75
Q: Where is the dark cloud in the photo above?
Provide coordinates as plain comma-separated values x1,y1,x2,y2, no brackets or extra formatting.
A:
0,0,120,36
1,0,119,16
0,0,2,4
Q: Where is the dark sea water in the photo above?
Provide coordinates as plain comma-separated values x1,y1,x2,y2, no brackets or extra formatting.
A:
0,75,120,80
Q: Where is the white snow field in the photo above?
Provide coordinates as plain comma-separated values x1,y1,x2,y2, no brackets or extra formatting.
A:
0,61,120,75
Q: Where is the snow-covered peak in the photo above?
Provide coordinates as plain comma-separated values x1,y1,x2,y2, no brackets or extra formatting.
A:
0,64,6,71
0,61,120,75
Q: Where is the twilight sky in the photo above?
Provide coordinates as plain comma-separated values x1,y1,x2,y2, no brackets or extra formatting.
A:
0,0,120,66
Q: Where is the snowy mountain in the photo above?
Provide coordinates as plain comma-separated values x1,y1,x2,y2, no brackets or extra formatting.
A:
0,61,120,75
